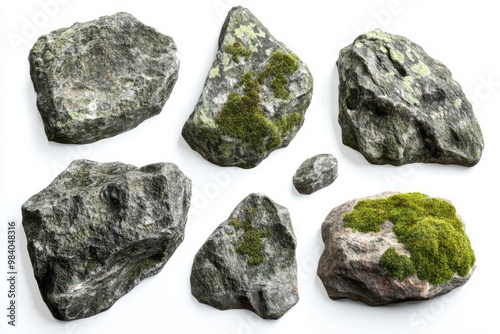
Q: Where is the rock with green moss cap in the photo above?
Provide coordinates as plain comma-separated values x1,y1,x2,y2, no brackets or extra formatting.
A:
22,159,192,320
337,30,483,166
293,153,338,194
190,193,298,319
29,12,180,144
317,192,475,306
182,6,313,168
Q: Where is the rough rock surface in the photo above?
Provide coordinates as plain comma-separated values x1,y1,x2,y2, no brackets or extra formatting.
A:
22,159,191,320
293,153,338,194
190,193,298,319
182,6,313,168
29,12,180,144
317,192,475,306
337,30,483,166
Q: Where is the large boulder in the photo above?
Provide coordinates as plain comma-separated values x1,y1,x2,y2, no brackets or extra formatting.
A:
190,193,298,319
182,6,313,168
337,30,483,166
22,159,192,320
29,12,180,144
317,192,475,306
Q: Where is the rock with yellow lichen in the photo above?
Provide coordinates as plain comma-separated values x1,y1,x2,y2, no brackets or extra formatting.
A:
182,6,313,168
317,192,476,306
29,12,179,144
337,30,483,166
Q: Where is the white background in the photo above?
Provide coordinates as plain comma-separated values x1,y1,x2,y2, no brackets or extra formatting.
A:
1,0,499,333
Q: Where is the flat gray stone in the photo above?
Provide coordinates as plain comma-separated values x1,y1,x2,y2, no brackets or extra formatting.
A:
29,12,180,144
337,30,483,166
182,6,313,168
22,159,192,320
293,153,338,194
190,193,298,319
317,192,476,306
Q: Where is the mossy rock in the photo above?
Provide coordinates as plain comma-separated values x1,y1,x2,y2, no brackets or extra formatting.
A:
182,6,313,168
318,191,475,306
190,193,298,319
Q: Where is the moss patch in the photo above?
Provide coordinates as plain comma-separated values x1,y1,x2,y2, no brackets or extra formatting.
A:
225,42,252,63
379,247,416,280
257,51,299,100
215,46,301,151
230,208,269,266
274,112,304,137
343,193,475,285
216,72,281,152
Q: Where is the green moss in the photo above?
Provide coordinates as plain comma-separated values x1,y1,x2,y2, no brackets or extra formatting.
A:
216,72,281,152
257,51,299,100
274,112,304,136
230,208,269,265
343,193,475,285
225,42,252,63
380,247,416,280
215,50,300,151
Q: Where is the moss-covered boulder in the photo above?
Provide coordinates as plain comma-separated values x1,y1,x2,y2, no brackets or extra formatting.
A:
182,6,313,168
337,30,483,166
317,192,475,306
29,12,180,144
190,193,298,319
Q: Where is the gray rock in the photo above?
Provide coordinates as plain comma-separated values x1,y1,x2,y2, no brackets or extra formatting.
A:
182,6,313,169
190,193,298,319
293,153,338,194
337,30,483,166
29,12,180,144
317,192,476,306
22,159,192,320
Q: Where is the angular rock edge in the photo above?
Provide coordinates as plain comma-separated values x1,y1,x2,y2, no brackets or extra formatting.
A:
22,159,192,320
182,6,313,168
29,12,180,144
190,193,299,319
317,191,475,306
337,29,484,166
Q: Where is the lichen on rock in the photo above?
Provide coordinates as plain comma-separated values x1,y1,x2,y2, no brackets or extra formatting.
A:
293,153,338,194
190,193,298,319
29,12,180,144
229,208,270,265
22,159,192,320
337,29,484,166
182,6,313,168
